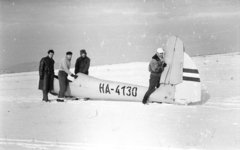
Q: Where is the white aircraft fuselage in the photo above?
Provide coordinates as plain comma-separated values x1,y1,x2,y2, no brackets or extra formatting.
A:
50,36,201,105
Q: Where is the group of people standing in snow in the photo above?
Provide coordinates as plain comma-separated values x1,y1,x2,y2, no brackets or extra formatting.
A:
38,49,90,102
38,48,166,104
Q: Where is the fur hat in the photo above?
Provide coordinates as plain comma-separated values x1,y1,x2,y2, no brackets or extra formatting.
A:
48,49,54,54
66,51,72,55
80,49,87,55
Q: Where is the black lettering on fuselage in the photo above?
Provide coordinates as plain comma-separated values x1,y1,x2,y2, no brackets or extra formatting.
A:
105,84,111,94
100,83,137,97
99,83,104,93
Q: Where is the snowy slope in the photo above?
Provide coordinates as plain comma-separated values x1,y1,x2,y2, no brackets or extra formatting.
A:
0,53,239,150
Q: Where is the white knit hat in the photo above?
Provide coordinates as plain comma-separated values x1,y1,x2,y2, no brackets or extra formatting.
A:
157,48,164,53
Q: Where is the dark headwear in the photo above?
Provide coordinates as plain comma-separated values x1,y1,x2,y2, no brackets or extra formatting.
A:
80,49,87,55
48,49,54,54
66,51,72,55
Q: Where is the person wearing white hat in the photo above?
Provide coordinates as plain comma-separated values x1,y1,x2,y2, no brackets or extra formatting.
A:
157,47,164,53
142,48,167,104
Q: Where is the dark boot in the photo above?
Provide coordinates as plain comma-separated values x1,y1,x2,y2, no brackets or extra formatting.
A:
57,98,64,102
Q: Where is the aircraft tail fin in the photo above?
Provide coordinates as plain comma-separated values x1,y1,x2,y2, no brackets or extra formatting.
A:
174,52,201,104
151,36,201,104
160,36,184,85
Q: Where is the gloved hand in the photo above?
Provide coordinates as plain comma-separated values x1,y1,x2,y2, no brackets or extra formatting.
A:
74,75,78,79
163,62,167,68
71,74,78,79
40,75,44,80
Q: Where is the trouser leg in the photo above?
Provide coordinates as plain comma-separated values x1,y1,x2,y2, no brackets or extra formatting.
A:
142,75,160,104
156,77,160,88
42,90,48,101
58,71,68,98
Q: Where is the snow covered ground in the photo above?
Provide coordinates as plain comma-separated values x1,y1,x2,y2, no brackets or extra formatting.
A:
0,53,239,150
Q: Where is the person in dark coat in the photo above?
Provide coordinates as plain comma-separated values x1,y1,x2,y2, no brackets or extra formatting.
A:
74,49,90,75
38,50,55,102
142,48,167,104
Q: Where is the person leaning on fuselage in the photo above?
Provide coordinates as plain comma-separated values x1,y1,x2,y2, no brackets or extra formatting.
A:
57,51,78,102
38,49,55,102
142,48,167,104
74,49,90,75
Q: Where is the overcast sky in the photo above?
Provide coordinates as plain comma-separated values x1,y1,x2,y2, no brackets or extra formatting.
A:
0,0,239,69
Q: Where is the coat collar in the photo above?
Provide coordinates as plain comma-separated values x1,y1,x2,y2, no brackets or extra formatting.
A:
152,54,164,62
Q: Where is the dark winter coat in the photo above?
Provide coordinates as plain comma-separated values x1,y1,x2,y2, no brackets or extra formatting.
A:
74,56,90,75
38,56,55,92
148,54,165,77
